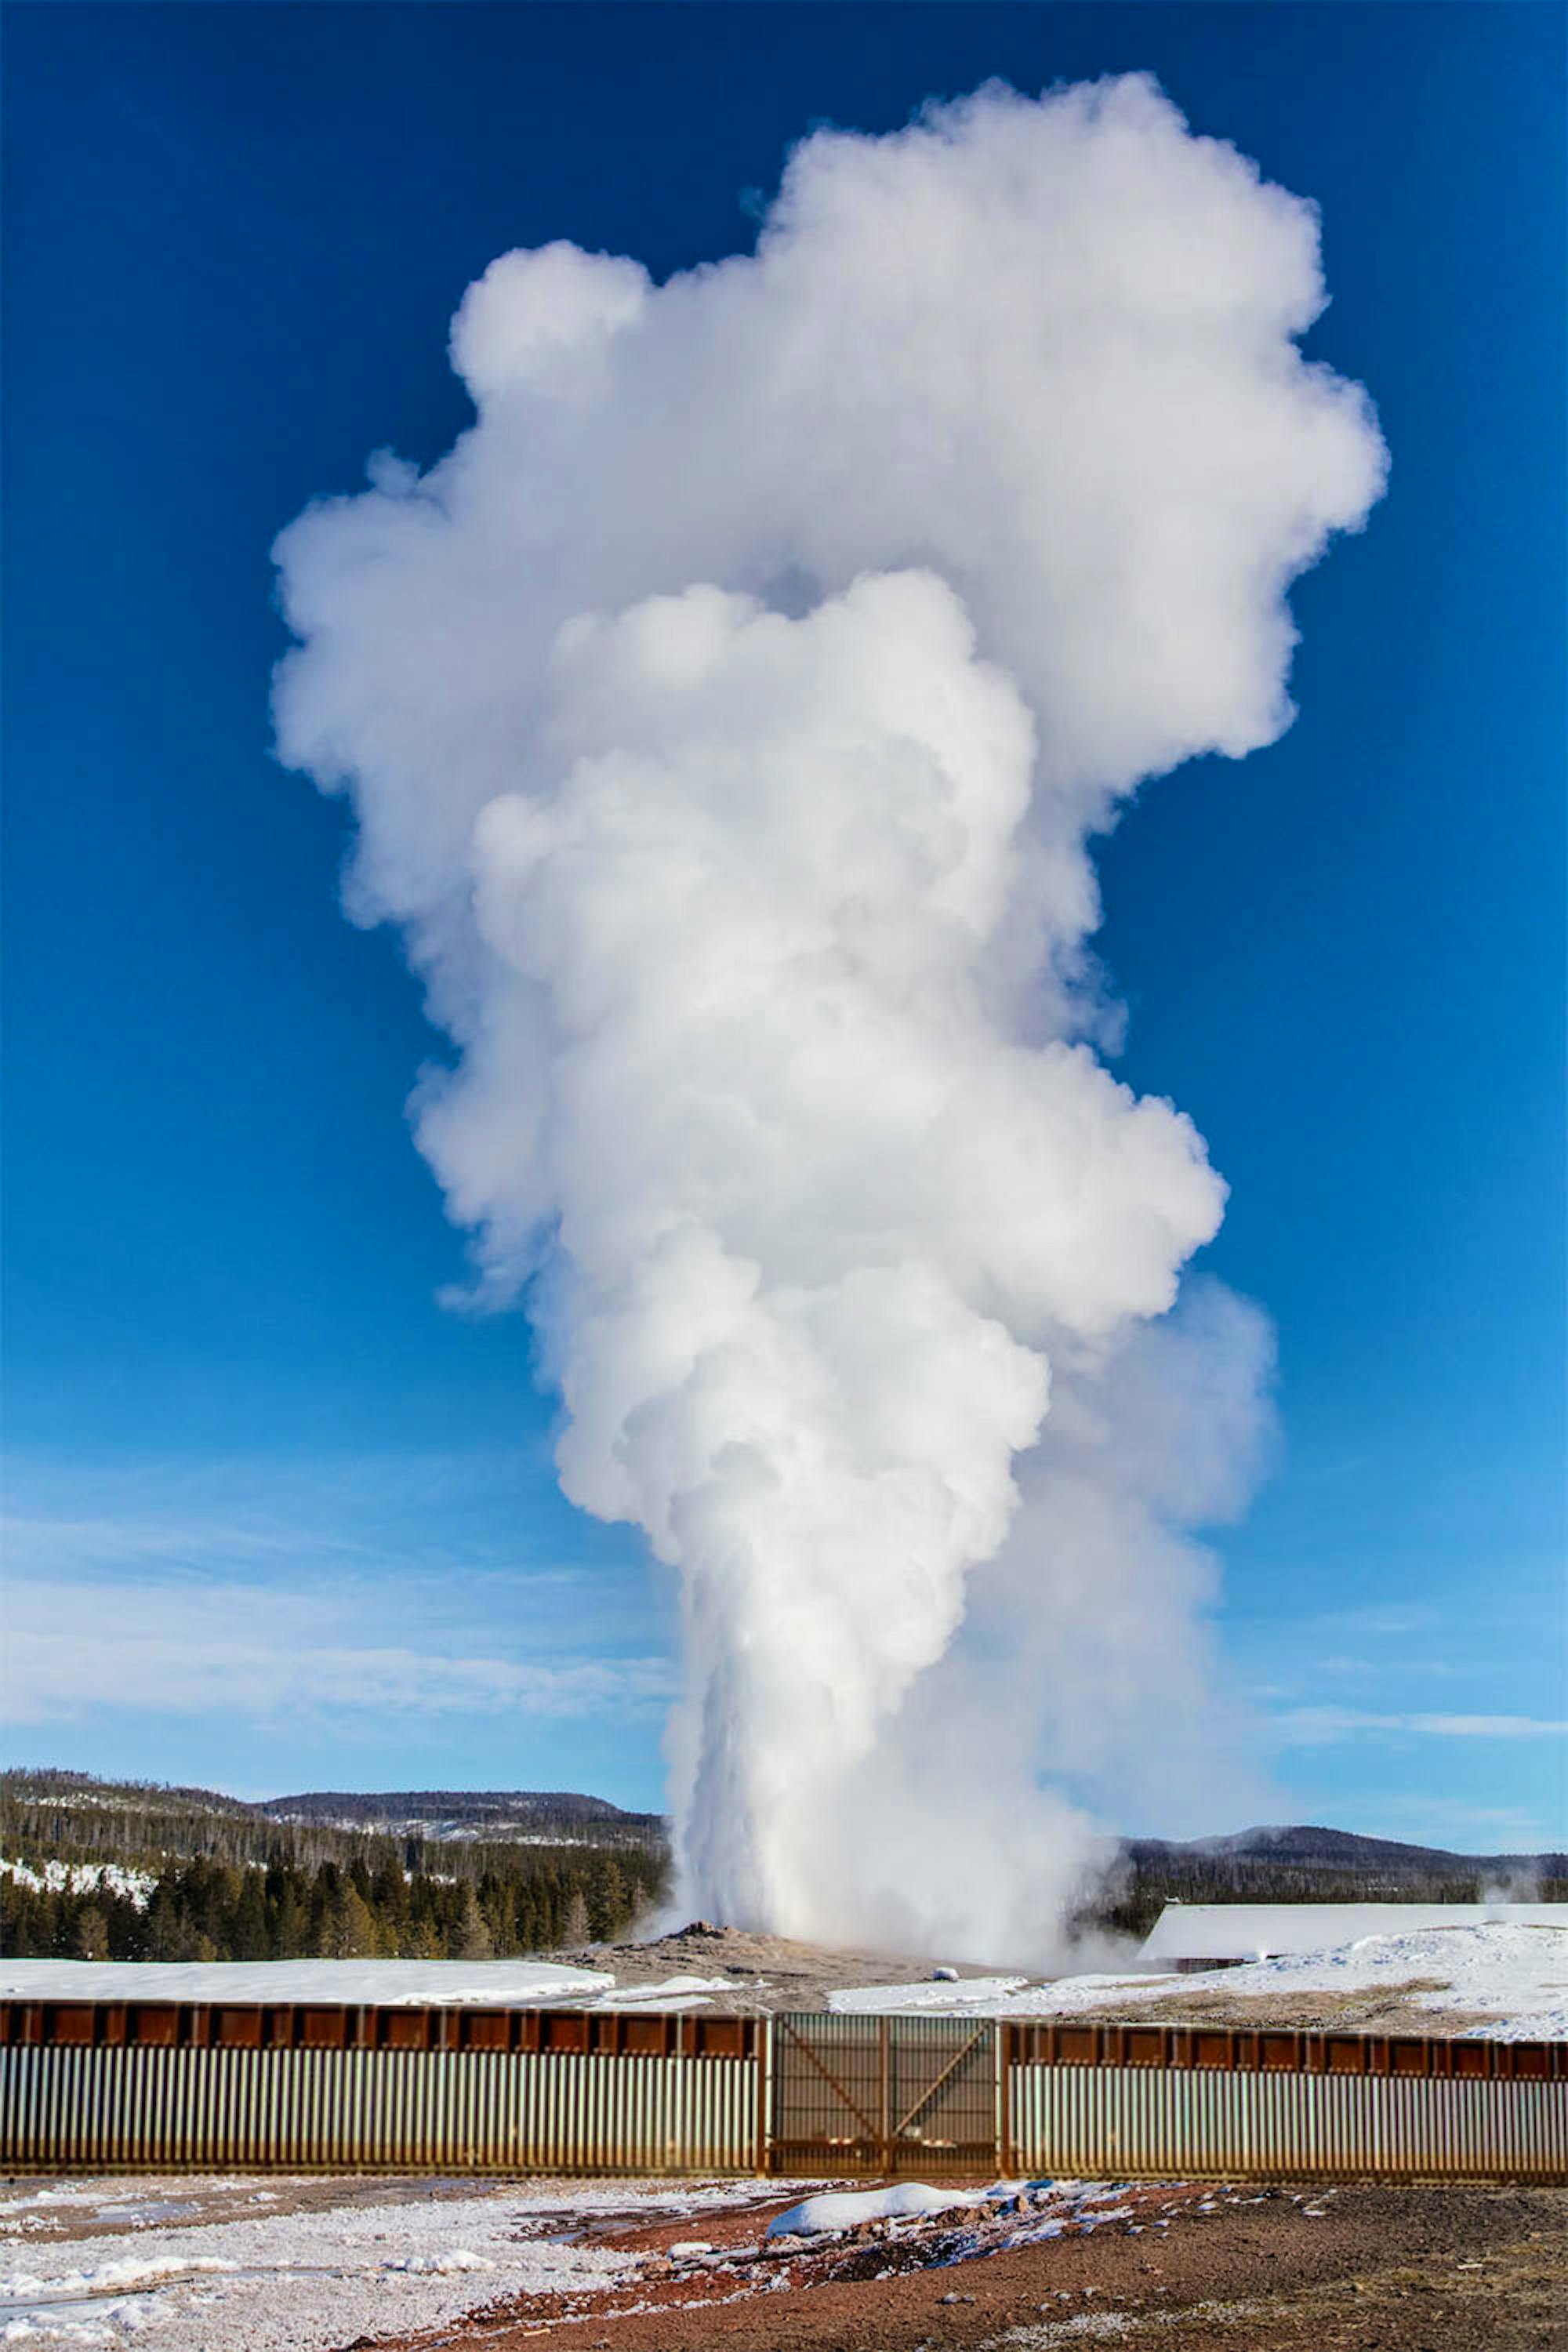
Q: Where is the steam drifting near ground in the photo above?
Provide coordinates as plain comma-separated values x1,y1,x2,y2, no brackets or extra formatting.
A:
273,76,1385,1958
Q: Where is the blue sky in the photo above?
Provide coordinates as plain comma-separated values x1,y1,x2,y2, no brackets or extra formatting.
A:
4,3,1563,1849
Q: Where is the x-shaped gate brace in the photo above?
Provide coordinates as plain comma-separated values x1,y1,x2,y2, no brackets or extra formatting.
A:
891,2024,990,2140
775,2020,992,2163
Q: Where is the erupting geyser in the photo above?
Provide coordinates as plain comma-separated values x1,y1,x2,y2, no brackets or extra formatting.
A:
273,75,1385,1960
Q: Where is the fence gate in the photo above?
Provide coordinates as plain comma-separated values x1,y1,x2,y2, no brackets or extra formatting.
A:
770,2014,997,2176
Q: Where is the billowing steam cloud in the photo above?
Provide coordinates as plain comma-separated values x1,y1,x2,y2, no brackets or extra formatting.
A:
274,75,1385,1955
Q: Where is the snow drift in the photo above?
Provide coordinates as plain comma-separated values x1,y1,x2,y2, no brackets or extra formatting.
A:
273,75,1385,1956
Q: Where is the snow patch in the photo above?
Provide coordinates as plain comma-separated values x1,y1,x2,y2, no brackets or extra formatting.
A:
767,2183,978,2238
1013,1922,1568,2039
1,2256,238,2299
829,1975,1027,2013
0,1958,612,2005
822,1923,1568,2037
591,1975,729,2009
0,1864,158,1911
0,2174,808,2352
383,2249,495,2274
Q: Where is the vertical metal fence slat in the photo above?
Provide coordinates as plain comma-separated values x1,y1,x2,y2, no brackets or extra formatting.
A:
1004,2060,1566,2183
1,2011,1563,2179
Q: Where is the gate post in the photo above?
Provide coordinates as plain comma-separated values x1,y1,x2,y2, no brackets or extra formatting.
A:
879,2015,891,2176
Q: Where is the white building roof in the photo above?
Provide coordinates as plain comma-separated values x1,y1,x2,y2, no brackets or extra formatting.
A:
1138,1900,1563,1964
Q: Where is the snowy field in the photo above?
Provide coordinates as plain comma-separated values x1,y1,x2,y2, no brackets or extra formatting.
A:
5,1920,1565,2036
0,2171,1192,2350
0,2173,782,2349
0,2169,1303,2349
0,1958,615,2006
829,1922,1568,2038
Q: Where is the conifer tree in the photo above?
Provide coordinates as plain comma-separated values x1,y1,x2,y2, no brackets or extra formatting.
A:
452,1885,494,1960
327,1884,379,1958
230,1873,270,1960
70,1902,110,1960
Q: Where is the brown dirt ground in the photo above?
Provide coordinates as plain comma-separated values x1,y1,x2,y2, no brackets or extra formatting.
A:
352,2180,1568,2352
550,1926,1007,2015
1063,1980,1504,2038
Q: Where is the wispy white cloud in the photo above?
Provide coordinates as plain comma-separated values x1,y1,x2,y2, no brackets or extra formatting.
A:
0,1576,675,1729
1372,1795,1554,1847
1306,1651,1462,1685
2,1446,556,1581
1,1446,669,1661
1271,1706,1568,1748
2,1508,378,1575
1315,1604,1438,1639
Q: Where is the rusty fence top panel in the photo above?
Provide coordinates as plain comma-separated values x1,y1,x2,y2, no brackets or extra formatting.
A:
1002,2020,1568,2079
0,2002,759,2060
1,2005,1562,2080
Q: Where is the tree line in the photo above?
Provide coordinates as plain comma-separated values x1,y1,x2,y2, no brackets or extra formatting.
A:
1087,1858,1567,1944
272,1788,662,1839
1,1845,665,1963
1,1769,666,1887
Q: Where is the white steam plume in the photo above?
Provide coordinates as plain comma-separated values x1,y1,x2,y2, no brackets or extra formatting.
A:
274,76,1385,1955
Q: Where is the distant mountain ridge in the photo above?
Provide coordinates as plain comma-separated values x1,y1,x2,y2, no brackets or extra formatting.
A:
0,1768,666,1878
6,1773,1560,1944
1127,1824,1567,1877
1,1769,668,1962
1102,1821,1566,1941
5,1768,263,1822
263,1789,665,1844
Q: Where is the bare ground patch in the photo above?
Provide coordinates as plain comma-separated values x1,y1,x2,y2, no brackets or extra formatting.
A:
348,2182,1568,2352
1058,1978,1504,2038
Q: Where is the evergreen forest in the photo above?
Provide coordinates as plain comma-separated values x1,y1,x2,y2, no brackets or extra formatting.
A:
0,1770,666,1962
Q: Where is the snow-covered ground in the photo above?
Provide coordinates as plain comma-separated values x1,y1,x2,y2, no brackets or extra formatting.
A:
832,1922,1568,2038
827,1971,1173,2018
591,1973,735,2009
0,2172,1192,2347
767,2182,982,2236
0,1864,158,1911
0,1958,613,2005
758,2179,1152,2265
264,1814,607,1846
5,1921,1563,2036
829,1973,1029,2013
0,2175,776,2350
1116,1922,1568,2038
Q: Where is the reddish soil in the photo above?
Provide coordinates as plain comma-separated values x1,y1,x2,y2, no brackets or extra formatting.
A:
352,2178,1568,2352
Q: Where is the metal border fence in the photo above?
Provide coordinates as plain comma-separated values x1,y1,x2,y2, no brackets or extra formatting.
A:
2,2002,1563,2180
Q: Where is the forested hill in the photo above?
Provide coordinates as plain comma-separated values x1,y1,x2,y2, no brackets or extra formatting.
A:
2,1769,664,1870
263,1788,663,1845
0,1769,668,1965
1100,1824,1566,1940
1127,1823,1567,1885
7,1773,1560,1964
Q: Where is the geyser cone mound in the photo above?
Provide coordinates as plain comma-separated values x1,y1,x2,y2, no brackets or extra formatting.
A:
548,1922,1015,2016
